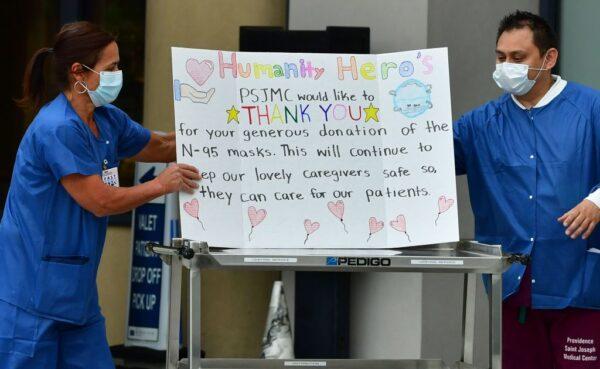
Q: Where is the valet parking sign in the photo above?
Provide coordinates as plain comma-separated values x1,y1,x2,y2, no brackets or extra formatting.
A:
125,163,177,349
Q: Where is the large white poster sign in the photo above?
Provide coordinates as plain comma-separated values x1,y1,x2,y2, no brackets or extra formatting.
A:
172,47,458,248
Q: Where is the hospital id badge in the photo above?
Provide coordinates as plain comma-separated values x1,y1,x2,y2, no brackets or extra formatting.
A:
102,167,120,187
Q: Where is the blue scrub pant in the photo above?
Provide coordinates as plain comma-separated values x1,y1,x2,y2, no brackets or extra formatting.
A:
0,300,113,369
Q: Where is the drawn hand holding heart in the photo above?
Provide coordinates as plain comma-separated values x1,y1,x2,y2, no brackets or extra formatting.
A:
177,58,216,104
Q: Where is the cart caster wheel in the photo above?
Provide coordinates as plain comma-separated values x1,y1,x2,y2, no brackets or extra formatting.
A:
180,247,195,259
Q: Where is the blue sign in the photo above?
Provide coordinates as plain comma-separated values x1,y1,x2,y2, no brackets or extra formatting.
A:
326,257,337,266
127,202,165,341
139,167,157,183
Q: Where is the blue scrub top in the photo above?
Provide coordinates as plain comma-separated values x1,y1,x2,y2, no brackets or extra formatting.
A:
0,93,150,324
454,82,600,309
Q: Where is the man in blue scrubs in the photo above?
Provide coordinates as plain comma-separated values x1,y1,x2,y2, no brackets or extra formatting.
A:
0,22,200,369
454,11,600,368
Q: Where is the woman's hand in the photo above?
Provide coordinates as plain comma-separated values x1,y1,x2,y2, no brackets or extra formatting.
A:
558,199,600,240
154,163,201,194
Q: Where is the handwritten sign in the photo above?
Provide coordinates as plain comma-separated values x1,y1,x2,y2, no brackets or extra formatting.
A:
171,47,458,248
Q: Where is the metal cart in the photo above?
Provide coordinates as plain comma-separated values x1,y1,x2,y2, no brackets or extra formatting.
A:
149,239,515,369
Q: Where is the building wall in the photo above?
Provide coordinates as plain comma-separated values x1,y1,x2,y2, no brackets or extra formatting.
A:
560,0,600,89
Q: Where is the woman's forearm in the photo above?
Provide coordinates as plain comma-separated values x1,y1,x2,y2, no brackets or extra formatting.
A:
62,163,198,218
90,178,166,217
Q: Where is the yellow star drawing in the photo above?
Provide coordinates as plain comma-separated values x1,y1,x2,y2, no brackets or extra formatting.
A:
364,103,380,123
226,105,240,124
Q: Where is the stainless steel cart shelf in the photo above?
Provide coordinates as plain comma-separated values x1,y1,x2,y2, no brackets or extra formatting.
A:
150,239,511,369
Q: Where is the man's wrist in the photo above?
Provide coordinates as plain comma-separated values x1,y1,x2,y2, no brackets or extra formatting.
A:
585,190,600,209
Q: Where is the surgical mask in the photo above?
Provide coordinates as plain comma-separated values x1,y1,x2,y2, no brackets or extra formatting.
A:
492,53,548,96
75,64,123,107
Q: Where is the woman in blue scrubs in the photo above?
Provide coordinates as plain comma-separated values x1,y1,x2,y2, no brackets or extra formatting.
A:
0,21,200,369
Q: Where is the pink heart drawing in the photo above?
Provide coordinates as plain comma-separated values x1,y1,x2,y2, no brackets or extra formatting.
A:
248,206,267,227
183,198,199,219
186,58,214,87
390,215,407,233
438,196,455,214
368,217,384,234
304,219,320,235
327,200,345,220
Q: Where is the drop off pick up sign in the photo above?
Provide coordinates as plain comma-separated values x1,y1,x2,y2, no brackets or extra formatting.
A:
171,47,458,249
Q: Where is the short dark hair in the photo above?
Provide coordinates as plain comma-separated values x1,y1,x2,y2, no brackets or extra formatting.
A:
497,10,558,55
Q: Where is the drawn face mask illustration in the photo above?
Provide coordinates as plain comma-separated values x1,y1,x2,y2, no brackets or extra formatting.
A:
390,79,433,118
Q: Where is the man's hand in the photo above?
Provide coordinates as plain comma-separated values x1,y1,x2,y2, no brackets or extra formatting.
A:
558,199,600,240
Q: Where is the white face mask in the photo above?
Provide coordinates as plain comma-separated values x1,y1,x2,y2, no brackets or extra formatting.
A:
492,53,549,96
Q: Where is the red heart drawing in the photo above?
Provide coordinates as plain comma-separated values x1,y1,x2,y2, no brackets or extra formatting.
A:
248,206,267,227
327,200,345,220
184,198,199,219
438,196,455,214
304,219,320,235
186,58,214,87
390,215,407,233
368,217,384,234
